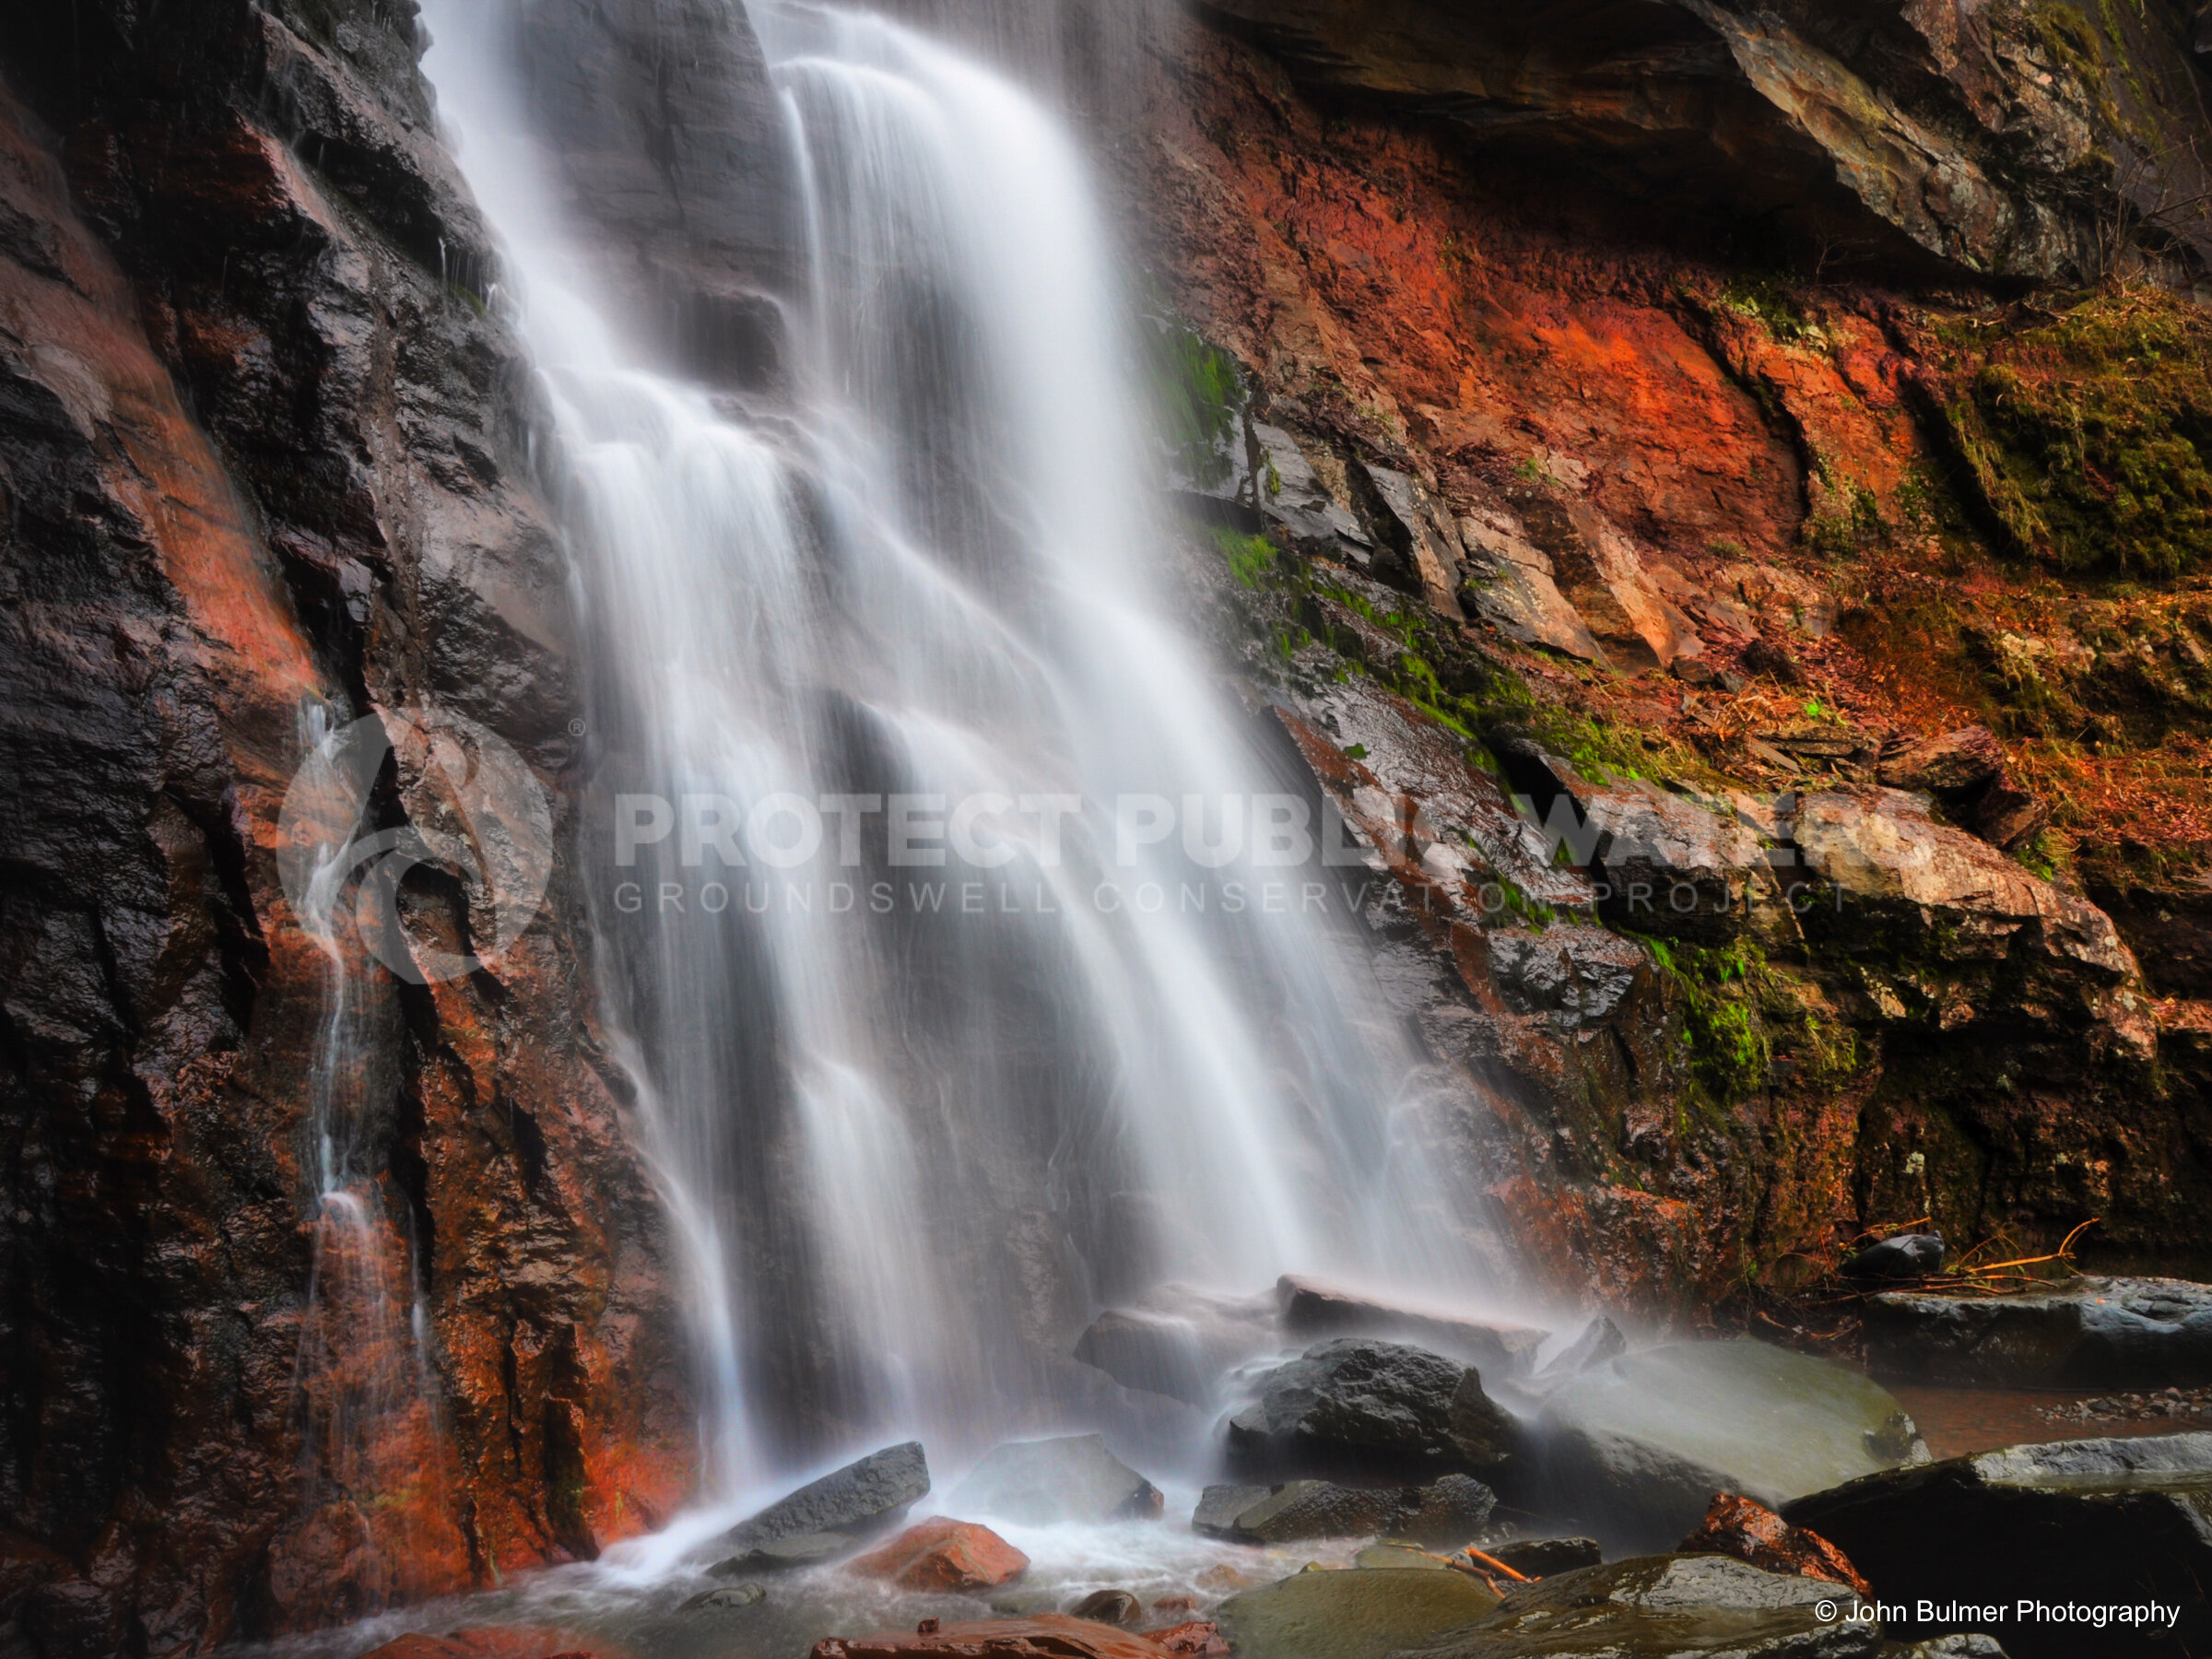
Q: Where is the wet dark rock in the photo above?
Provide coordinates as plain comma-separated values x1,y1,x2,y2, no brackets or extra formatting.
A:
1676,1491,1869,1598
1841,1234,1946,1285
681,1581,766,1611
719,1442,931,1554
951,1434,1164,1524
1277,1277,1547,1379
1202,1480,1402,1544
518,0,800,388
1069,1590,1144,1627
1864,1277,2212,1388
1193,1484,1277,1539
1537,1342,1924,1551
1251,421,1375,565
1228,1338,1523,1483
1784,1432,2212,1658
1383,1555,1878,1658
1217,1566,1500,1659
1390,1474,1499,1547
1484,1537,1602,1577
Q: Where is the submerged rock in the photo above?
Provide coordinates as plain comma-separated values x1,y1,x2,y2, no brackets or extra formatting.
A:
951,1434,1164,1524
812,1614,1185,1657
719,1441,931,1554
1863,1277,2212,1387
712,1530,855,1574
1069,1589,1144,1627
1677,1492,1869,1597
1384,1555,1877,1658
849,1518,1030,1593
679,1581,766,1611
1537,1341,1923,1549
1783,1431,2212,1658
1228,1338,1522,1482
1217,1566,1500,1659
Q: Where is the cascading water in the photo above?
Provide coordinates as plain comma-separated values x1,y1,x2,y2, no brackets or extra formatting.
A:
419,0,1491,1508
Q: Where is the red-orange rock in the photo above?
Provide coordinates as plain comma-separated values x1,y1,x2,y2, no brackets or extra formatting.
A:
812,1615,1180,1657
848,1518,1030,1593
356,1628,618,1659
1146,1622,1230,1657
1678,1491,1872,1598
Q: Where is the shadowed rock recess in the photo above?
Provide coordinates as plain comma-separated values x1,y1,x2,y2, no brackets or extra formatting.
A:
4,0,2212,1651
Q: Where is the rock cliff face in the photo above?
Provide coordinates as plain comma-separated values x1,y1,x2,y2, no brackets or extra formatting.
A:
0,3,689,1650
1194,0,2212,282
1126,9,2212,1307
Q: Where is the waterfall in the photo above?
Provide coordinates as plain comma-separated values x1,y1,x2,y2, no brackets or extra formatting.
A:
419,0,1487,1500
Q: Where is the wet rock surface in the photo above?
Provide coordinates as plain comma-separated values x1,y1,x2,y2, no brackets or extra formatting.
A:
720,1442,932,1555
1676,1492,1869,1598
1227,1338,1523,1483
1865,1277,2212,1388
850,1518,1030,1594
812,1613,1189,1658
1538,1342,1924,1549
1217,1565,1501,1659
1484,1538,1603,1578
1195,1473,1496,1546
1383,1554,1879,1658
1784,1431,2212,1657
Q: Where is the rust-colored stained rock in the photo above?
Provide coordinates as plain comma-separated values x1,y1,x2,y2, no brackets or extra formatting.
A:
849,1519,1030,1593
1678,1491,1872,1599
812,1614,1181,1657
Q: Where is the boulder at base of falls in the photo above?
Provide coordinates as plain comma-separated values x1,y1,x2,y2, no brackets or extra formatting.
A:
812,1614,1197,1657
1676,1492,1869,1597
1193,1474,1493,1545
849,1518,1030,1593
1227,1338,1523,1483
949,1433,1164,1524
1382,1555,1878,1658
1783,1431,2212,1659
1073,1284,1279,1406
1536,1341,1923,1550
713,1530,855,1573
1217,1567,1501,1659
1277,1277,1548,1379
716,1441,931,1557
1863,1277,2212,1387
1484,1537,1603,1576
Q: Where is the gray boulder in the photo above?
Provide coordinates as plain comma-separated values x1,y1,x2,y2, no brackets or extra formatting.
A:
1537,1341,1923,1549
714,1441,929,1554
1278,1277,1547,1380
1391,1473,1498,1547
1864,1277,2212,1387
1196,1474,1496,1546
1783,1431,2212,1659
1218,1566,1500,1659
1229,1337,1523,1482
1383,1555,1877,1657
949,1434,1163,1524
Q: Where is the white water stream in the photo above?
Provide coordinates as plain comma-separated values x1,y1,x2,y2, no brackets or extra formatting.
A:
418,0,1488,1527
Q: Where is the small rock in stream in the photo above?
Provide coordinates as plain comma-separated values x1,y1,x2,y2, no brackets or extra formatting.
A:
679,1582,765,1611
1068,1589,1143,1627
